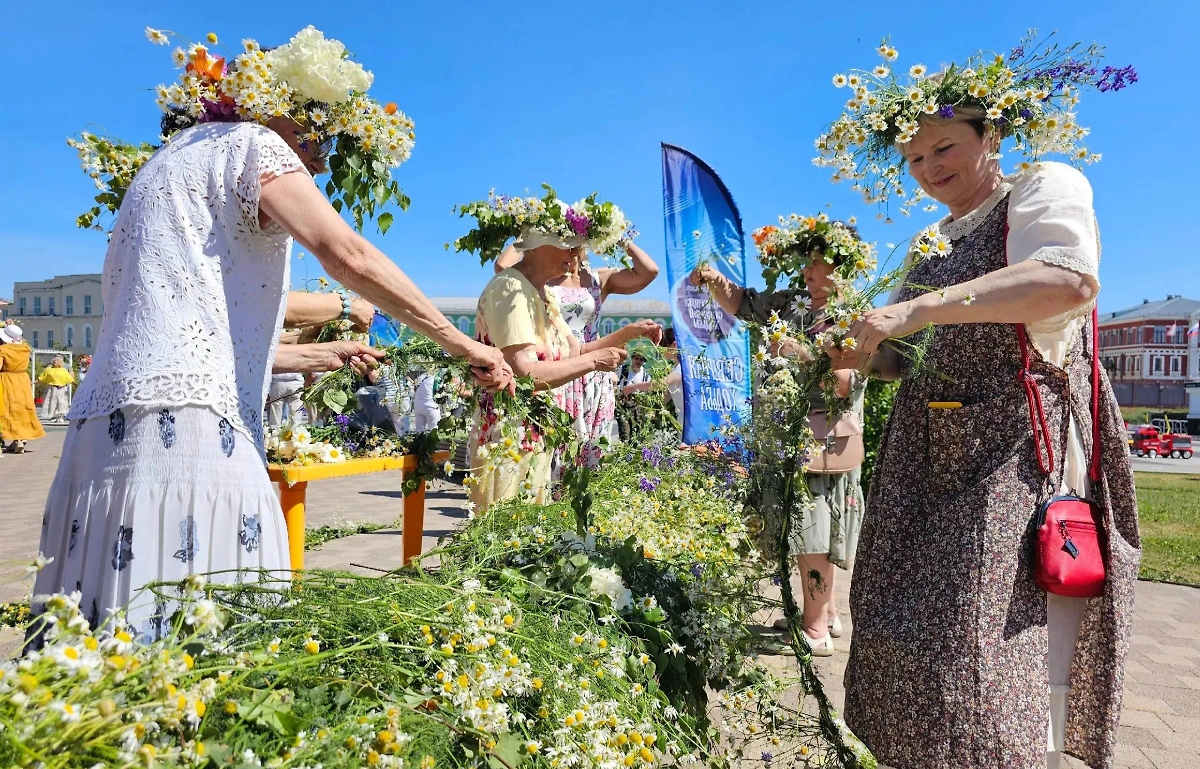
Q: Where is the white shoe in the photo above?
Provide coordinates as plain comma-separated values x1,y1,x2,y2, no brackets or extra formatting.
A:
804,631,835,657
773,615,843,637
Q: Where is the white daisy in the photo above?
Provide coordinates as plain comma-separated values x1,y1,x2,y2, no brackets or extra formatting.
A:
144,27,169,45
909,64,928,78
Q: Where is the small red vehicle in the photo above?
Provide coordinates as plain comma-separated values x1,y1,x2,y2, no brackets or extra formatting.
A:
1130,426,1194,459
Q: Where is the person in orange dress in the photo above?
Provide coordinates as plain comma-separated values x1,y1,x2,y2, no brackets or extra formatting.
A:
0,323,46,453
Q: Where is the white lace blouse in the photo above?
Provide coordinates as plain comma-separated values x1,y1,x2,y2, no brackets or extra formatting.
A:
69,122,309,448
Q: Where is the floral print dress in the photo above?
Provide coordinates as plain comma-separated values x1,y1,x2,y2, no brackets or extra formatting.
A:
843,193,1139,769
549,267,617,468
33,406,289,641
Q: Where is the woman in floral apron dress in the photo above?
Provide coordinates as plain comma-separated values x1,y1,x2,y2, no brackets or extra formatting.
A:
830,116,1140,768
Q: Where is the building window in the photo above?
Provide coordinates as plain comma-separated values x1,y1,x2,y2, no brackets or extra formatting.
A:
1172,356,1180,373
32,331,38,348
84,295,92,315
65,296,73,315
602,318,615,335
457,316,471,334
1152,356,1162,374
66,326,74,347
18,297,25,315
34,297,41,315
85,326,93,349
48,297,55,316
47,330,54,348
1153,326,1165,344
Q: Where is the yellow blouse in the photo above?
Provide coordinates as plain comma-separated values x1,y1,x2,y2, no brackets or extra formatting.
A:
38,367,75,387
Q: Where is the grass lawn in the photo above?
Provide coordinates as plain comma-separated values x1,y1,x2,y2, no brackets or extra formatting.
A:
1135,472,1200,585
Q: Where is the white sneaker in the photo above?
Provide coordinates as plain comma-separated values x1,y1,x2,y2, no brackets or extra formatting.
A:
804,631,835,657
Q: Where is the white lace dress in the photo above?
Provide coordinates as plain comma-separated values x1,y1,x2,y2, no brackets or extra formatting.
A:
32,122,306,638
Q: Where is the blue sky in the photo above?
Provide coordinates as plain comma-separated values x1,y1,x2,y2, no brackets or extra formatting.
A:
1,0,1194,313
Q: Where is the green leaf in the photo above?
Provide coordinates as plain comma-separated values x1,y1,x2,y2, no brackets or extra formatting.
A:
488,733,528,769
378,211,394,235
323,389,350,413
331,199,344,214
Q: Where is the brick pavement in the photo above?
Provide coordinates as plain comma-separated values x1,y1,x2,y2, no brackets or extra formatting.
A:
2,427,1198,766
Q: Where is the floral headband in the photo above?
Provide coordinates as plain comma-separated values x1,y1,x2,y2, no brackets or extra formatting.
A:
752,214,876,292
452,184,638,266
69,26,414,233
813,30,1136,216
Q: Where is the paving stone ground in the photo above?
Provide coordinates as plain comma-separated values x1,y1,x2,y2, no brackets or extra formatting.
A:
3,426,1198,767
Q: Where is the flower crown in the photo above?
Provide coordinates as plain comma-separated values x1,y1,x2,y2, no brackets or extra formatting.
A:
452,184,638,266
813,30,1136,216
70,26,414,233
752,213,876,292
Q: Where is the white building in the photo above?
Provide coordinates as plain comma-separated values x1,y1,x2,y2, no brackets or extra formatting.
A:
7,274,104,354
429,296,672,339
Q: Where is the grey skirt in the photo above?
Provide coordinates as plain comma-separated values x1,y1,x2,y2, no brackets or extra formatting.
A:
792,468,864,568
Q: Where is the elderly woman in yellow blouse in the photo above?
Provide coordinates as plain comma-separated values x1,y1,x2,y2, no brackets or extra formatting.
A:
470,238,628,512
37,356,76,425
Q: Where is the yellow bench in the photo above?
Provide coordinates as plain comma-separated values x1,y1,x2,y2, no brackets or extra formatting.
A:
267,451,451,570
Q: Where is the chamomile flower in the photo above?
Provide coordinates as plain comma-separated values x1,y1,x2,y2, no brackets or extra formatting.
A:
832,74,848,88
145,27,169,45
909,64,927,78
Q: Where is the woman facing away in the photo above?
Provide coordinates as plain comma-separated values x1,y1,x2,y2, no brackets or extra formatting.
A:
0,323,45,454
470,238,627,512
690,227,869,658
816,38,1139,769
31,27,512,639
495,241,662,466
38,356,76,425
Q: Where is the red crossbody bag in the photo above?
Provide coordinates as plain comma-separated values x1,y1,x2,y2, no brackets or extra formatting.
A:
1018,306,1107,598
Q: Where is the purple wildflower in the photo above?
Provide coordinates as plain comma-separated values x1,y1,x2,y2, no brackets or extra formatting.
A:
937,104,956,119
638,476,660,493
641,445,662,468
1008,45,1026,62
1019,108,1034,120
692,564,706,577
564,208,590,236
761,752,773,764
1096,65,1138,93
771,576,781,586
344,441,358,453
333,414,351,430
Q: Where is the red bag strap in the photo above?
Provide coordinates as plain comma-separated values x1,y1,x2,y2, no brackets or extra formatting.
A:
1015,304,1103,482
1007,224,1103,484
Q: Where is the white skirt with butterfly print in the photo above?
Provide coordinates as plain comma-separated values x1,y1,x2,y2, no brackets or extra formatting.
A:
31,405,289,640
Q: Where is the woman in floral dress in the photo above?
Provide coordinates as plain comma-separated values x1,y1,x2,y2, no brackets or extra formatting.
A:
820,39,1139,769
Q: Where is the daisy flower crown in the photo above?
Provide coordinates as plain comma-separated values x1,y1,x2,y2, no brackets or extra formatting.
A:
752,213,876,292
452,184,638,266
70,26,415,233
813,30,1136,217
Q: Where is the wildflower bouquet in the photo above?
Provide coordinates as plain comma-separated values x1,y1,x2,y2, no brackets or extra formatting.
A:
814,30,1136,215
752,213,877,292
71,25,415,232
452,184,638,266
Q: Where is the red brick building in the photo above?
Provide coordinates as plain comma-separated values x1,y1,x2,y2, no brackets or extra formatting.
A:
1098,295,1200,408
